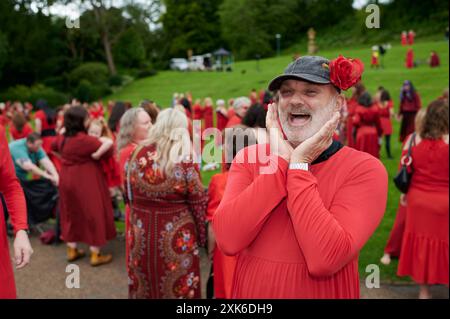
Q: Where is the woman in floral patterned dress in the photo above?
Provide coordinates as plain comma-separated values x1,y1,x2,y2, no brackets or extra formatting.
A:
126,108,207,299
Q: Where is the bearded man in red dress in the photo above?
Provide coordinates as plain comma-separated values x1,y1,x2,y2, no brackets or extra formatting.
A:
213,56,388,299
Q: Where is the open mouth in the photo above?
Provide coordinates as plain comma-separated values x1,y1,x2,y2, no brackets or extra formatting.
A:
288,112,311,127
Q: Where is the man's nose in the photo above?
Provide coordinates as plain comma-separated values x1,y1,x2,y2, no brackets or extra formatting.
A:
290,92,306,105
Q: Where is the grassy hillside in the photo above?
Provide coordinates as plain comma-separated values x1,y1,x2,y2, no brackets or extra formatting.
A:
106,40,449,283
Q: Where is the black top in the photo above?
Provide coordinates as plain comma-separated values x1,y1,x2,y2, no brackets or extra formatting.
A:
312,140,344,165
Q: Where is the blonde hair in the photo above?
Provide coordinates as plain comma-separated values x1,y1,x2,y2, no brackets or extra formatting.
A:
117,107,147,152
414,107,427,134
145,108,190,175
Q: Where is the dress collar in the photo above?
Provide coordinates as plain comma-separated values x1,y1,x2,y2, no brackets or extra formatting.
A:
311,140,344,165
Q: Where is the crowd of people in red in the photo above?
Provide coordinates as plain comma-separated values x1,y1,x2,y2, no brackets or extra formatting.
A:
0,53,448,299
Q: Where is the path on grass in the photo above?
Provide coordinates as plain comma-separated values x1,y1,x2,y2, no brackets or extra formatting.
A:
9,230,448,299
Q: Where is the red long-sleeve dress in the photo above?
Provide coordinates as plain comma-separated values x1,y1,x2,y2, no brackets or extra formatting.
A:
383,135,411,257
378,100,394,136
399,93,421,142
118,142,138,272
192,104,204,121
203,105,214,130
206,172,237,299
216,111,228,132
406,49,414,68
0,126,28,299
397,138,449,285
353,104,383,158
52,133,116,247
125,144,207,299
9,123,33,140
401,33,408,46
213,144,387,298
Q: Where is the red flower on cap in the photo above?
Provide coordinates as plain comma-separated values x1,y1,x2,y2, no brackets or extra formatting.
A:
328,55,364,90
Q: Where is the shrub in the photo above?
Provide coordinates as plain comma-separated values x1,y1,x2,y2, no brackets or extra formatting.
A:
68,62,109,88
0,84,67,108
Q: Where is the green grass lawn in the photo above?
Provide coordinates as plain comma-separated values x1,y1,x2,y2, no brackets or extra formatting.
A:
107,40,449,283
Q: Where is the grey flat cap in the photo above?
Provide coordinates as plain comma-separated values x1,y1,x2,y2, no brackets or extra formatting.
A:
268,56,336,91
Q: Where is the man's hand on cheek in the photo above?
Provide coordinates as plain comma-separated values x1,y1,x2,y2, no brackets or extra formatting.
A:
290,111,340,164
266,102,293,162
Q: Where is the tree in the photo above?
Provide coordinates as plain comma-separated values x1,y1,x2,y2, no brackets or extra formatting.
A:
161,0,224,57
0,32,8,80
113,27,146,68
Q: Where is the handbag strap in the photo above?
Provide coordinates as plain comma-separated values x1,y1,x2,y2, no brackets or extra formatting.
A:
402,132,416,167
126,145,144,208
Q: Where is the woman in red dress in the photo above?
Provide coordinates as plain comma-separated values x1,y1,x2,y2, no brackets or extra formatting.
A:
398,80,422,142
353,92,383,158
0,126,33,299
429,51,440,67
206,125,259,298
408,30,415,45
10,112,33,140
401,31,408,46
116,107,153,272
203,97,214,130
397,100,449,298
192,99,204,123
405,48,414,68
215,99,229,132
126,108,207,299
381,108,427,265
375,88,394,159
345,82,365,148
52,106,116,266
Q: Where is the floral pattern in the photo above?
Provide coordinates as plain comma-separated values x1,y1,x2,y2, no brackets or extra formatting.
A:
126,144,207,299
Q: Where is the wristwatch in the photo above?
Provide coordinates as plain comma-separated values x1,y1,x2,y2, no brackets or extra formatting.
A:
289,163,309,171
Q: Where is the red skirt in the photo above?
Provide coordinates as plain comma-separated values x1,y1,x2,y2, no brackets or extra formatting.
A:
397,188,449,285
400,112,416,142
355,126,380,158
213,246,237,299
384,200,407,257
128,206,202,299
380,117,393,136
0,207,16,299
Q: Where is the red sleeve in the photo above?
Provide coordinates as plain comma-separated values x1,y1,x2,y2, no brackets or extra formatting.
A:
183,162,208,247
352,111,361,127
81,134,108,157
206,175,221,221
0,127,28,234
213,146,289,256
285,158,387,277
415,93,422,110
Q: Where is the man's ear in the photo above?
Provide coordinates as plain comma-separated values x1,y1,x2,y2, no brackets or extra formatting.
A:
335,94,345,113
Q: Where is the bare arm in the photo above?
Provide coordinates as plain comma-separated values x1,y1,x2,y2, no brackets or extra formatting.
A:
39,157,59,186
18,159,52,180
92,137,113,160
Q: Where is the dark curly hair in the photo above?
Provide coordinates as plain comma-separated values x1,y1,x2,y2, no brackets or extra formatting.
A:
421,99,449,139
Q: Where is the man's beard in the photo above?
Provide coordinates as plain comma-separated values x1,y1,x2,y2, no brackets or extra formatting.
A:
278,96,337,147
